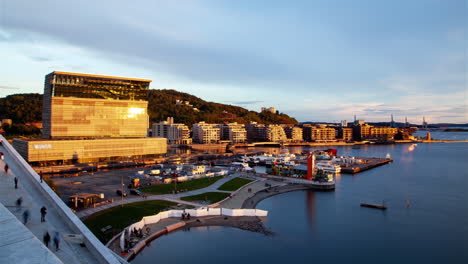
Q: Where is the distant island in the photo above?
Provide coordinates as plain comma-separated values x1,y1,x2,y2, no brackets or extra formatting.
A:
444,128,468,132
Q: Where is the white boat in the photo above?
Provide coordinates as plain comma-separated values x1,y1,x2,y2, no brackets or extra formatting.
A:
316,162,341,173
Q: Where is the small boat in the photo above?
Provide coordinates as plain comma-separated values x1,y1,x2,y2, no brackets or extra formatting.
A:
360,202,387,210
316,162,341,173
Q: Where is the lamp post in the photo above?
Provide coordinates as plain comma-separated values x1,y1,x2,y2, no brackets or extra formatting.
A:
121,174,124,208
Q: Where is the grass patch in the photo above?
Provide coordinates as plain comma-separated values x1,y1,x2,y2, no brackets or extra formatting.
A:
181,192,230,204
140,176,224,195
83,200,176,243
217,177,253,191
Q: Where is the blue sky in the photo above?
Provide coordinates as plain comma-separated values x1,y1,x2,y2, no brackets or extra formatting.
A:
0,0,466,123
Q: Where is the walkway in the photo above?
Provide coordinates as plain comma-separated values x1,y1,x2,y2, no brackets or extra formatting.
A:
0,137,123,264
76,173,241,219
218,179,285,208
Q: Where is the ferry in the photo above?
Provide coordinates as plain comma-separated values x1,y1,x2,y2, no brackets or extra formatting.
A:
316,162,341,173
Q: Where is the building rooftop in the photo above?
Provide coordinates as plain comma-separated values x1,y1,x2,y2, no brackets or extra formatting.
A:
49,71,152,83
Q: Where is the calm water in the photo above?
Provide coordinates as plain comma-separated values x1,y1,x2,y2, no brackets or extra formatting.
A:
133,136,468,264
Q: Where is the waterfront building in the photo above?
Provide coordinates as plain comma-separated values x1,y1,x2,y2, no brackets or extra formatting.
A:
13,71,167,164
245,122,267,142
303,125,336,142
192,122,221,144
284,126,303,142
153,117,191,144
337,127,353,141
340,120,348,127
218,123,247,143
352,124,372,141
43,71,150,139
369,127,398,140
265,125,287,142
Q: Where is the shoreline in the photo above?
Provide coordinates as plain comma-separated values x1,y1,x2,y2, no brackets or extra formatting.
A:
242,184,318,209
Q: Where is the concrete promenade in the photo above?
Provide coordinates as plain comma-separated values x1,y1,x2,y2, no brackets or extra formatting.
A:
0,136,123,264
76,173,241,219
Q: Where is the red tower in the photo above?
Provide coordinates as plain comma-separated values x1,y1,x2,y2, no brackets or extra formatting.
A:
306,153,315,181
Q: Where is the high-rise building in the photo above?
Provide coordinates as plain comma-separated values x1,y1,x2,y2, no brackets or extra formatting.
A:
153,117,191,144
43,71,150,139
192,122,220,144
14,71,167,164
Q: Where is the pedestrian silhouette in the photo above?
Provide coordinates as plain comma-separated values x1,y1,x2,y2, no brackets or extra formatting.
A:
40,171,43,183
43,232,51,247
53,232,60,251
14,177,18,189
40,206,47,222
16,197,23,211
4,163,8,174
23,210,30,225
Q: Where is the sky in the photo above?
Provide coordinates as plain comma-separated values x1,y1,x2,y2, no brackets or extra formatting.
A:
0,0,466,124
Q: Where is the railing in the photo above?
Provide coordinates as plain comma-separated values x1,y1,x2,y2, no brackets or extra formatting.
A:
0,135,123,264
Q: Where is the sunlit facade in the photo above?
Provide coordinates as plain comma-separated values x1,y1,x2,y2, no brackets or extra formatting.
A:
43,71,150,139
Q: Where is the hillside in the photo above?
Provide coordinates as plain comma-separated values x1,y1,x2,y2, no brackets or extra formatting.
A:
0,90,297,127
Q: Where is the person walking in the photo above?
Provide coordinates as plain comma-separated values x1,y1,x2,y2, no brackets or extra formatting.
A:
4,163,8,174
16,197,22,212
43,232,51,248
40,206,47,222
22,210,30,225
53,232,60,251
40,171,43,183
14,177,18,189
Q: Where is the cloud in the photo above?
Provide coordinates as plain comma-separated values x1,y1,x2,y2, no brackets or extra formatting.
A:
0,85,20,90
29,56,51,62
225,100,264,105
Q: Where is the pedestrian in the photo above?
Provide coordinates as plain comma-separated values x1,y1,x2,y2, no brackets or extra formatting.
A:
40,206,47,222
23,210,30,225
14,177,18,189
0,151,4,160
16,197,22,211
43,232,51,248
4,163,8,174
40,171,43,183
187,213,191,220
53,232,60,251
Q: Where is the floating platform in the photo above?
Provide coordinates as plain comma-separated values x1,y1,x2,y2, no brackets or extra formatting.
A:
360,203,387,210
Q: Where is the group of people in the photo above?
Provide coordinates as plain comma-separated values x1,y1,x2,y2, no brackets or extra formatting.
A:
181,212,191,220
130,227,144,238
43,231,60,251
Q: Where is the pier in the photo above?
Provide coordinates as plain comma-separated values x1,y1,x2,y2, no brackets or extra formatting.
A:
340,157,393,174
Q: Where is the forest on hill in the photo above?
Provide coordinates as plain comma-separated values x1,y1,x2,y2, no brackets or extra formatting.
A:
0,90,297,135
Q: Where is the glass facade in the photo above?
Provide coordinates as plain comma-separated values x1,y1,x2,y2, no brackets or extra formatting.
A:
45,72,149,100
43,71,151,139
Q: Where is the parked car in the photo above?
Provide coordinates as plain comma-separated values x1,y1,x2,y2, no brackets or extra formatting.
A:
116,189,127,197
130,189,142,196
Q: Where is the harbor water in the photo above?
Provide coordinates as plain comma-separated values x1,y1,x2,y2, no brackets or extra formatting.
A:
132,134,468,264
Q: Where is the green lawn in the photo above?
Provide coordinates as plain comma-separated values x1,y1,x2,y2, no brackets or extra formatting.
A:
140,176,224,195
83,200,176,243
180,192,230,204
217,177,253,191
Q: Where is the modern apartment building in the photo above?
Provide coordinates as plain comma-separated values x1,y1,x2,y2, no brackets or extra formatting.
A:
265,125,287,142
245,122,267,142
192,122,221,144
284,126,303,142
153,117,191,144
218,123,247,143
303,125,336,142
337,127,353,141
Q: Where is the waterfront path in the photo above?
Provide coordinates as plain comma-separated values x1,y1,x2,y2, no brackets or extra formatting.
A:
76,173,243,219
0,142,123,263
218,179,285,208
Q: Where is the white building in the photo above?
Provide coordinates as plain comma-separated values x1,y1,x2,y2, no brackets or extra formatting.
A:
152,117,191,144
192,122,221,144
218,123,247,143
266,125,287,142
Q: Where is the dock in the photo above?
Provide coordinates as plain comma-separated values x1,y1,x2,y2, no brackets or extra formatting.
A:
340,157,393,174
